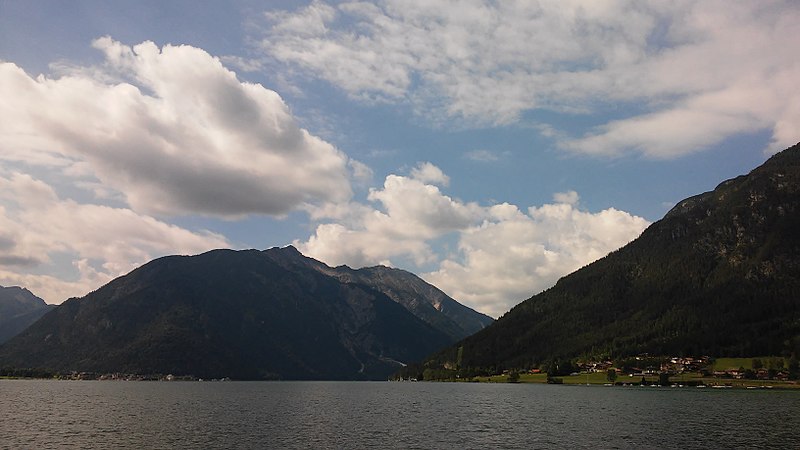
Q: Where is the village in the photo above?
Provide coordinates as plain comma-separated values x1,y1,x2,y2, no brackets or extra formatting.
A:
575,355,796,382
504,355,800,387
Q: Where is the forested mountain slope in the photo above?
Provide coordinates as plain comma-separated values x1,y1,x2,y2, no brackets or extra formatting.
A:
424,143,800,372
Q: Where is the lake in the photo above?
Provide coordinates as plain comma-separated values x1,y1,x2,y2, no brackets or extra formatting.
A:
2,380,799,449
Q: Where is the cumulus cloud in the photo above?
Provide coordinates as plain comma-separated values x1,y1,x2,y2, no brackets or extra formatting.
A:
0,173,229,303
424,200,649,318
553,190,580,206
297,165,649,317
409,161,449,186
0,37,355,218
262,1,800,157
298,162,482,267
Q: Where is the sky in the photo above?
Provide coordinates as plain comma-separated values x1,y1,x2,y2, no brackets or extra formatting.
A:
0,1,797,318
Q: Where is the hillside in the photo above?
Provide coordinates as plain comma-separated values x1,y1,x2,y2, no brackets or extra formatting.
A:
263,246,492,340
0,286,53,344
422,143,800,373
0,247,488,380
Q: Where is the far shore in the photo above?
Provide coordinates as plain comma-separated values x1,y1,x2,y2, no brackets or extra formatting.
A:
434,371,800,389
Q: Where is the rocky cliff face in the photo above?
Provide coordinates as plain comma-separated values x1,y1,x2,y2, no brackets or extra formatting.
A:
263,247,493,340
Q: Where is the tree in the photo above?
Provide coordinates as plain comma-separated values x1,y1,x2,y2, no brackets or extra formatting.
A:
788,357,799,380
546,359,575,377
508,371,520,383
658,372,670,386
752,358,764,370
560,359,575,375
607,368,617,383
545,360,559,377
768,357,784,371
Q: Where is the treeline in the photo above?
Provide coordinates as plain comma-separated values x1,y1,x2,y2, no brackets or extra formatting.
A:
395,355,800,382
734,357,800,380
0,367,57,378
393,358,587,381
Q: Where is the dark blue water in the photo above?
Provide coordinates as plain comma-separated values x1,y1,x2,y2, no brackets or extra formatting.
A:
2,380,799,449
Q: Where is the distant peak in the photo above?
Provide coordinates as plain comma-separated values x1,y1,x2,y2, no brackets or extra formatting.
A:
261,245,334,270
1,285,25,292
264,245,301,255
282,245,301,254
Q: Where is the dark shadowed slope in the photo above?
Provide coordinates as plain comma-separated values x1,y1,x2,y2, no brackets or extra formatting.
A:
262,246,493,340
0,248,485,379
424,143,800,372
0,286,53,344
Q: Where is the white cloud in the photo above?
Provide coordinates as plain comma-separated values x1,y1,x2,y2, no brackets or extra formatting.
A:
0,38,354,218
297,222,426,269
348,159,374,185
298,163,482,267
424,202,649,318
563,74,794,157
262,1,800,157
264,0,337,37
219,55,264,73
409,161,449,186
297,165,649,317
0,173,229,303
553,190,580,206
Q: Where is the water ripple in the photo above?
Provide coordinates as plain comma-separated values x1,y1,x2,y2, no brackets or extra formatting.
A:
1,381,799,449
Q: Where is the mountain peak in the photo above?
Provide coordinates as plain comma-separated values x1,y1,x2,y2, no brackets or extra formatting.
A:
0,285,47,308
0,247,491,379
266,245,302,256
0,286,52,344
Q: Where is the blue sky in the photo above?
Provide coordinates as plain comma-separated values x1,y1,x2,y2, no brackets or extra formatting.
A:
0,1,797,317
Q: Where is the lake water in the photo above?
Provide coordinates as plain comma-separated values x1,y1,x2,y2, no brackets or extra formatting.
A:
2,380,799,449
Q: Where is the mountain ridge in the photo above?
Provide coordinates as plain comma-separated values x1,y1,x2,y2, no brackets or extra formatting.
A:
0,285,53,344
419,142,800,373
263,247,493,340
0,247,490,379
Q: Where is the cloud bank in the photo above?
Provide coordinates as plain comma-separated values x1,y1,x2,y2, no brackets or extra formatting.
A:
263,0,800,157
297,165,649,317
1,37,354,218
0,38,361,302
0,37,653,314
0,173,228,303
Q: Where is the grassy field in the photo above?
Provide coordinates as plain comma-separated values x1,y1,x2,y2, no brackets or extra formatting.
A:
460,370,799,389
471,372,628,384
712,357,783,371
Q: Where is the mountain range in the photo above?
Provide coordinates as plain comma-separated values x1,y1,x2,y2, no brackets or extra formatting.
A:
4,143,798,380
0,247,491,380
418,142,800,374
0,286,53,344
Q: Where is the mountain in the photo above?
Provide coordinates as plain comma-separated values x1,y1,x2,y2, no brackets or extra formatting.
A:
262,246,492,340
422,143,800,373
0,286,53,344
0,247,490,380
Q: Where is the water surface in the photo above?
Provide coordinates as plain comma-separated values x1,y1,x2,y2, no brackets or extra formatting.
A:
2,380,798,449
